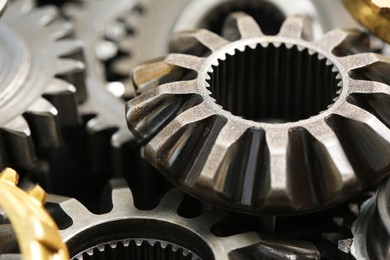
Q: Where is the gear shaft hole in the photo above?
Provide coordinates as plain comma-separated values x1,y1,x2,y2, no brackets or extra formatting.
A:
206,43,341,123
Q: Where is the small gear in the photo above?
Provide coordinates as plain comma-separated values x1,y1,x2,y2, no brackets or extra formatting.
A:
47,180,321,260
0,0,85,170
126,13,390,215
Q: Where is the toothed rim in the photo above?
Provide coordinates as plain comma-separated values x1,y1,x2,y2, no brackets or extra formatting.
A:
0,0,85,169
126,13,390,215
47,180,262,260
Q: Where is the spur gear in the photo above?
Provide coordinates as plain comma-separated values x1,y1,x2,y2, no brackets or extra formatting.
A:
47,180,321,260
126,13,390,215
0,0,85,170
349,178,390,260
63,0,140,175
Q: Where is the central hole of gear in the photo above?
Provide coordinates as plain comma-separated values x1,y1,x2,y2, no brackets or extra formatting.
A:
206,43,341,122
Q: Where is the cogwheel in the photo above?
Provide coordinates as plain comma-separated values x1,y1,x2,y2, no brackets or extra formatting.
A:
0,168,69,259
0,0,85,170
126,13,390,215
46,180,320,260
63,0,142,174
348,178,390,260
108,0,358,101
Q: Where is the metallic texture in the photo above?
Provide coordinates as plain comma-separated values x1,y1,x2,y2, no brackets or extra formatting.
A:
0,168,69,260
343,0,390,43
0,0,85,170
111,0,358,100
350,178,390,260
63,0,139,174
126,13,390,215
47,180,320,259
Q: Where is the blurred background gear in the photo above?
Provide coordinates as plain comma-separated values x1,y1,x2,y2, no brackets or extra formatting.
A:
0,0,85,172
127,13,390,215
46,179,324,260
349,177,390,260
0,168,69,260
343,0,390,44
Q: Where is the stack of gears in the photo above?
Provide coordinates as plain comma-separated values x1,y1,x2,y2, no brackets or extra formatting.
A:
0,0,389,259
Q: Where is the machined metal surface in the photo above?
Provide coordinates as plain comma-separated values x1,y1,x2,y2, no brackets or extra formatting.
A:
0,0,85,170
47,180,321,260
343,0,390,44
126,13,390,215
350,178,390,260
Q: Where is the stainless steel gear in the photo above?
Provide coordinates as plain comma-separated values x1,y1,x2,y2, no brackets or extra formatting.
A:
45,180,321,260
349,178,390,260
109,0,358,100
0,0,85,170
126,13,390,215
63,0,142,175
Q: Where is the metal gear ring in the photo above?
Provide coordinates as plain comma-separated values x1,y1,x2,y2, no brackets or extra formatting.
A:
47,180,321,260
349,178,390,260
0,0,85,170
126,13,390,215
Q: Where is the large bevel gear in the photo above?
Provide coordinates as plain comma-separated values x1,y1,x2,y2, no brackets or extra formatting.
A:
46,180,320,260
108,0,358,100
0,0,85,170
349,178,390,260
126,13,390,215
63,0,140,174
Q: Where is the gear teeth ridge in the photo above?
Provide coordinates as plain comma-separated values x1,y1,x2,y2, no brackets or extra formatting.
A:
0,0,86,170
127,13,390,214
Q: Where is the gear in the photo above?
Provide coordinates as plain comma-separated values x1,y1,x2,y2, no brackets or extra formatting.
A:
126,13,390,215
62,0,141,175
47,180,321,260
108,0,358,101
349,178,390,259
0,168,69,259
0,0,85,170
343,0,390,43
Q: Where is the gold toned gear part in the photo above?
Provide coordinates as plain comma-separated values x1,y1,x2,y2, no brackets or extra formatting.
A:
0,168,69,260
343,0,390,43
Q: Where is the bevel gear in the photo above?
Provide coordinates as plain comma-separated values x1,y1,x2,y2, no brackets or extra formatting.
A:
108,0,358,100
0,0,85,170
348,178,390,260
47,180,320,260
127,13,390,215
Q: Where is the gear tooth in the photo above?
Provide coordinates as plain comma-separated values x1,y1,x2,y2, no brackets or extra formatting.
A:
27,5,59,26
96,40,118,61
27,184,47,205
126,83,202,142
169,29,228,54
54,39,84,60
340,53,389,70
287,127,344,210
222,12,263,41
314,29,350,52
155,189,184,211
57,198,92,224
201,127,270,208
24,97,62,148
62,3,84,18
145,110,226,186
2,116,37,170
86,116,114,133
44,78,80,127
107,179,136,211
46,20,74,40
0,168,19,185
278,15,313,40
192,209,227,229
165,53,204,71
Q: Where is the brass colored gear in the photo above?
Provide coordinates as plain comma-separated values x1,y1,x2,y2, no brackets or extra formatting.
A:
0,168,69,259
